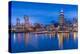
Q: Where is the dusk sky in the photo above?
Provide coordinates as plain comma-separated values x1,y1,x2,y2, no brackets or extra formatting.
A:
10,1,78,25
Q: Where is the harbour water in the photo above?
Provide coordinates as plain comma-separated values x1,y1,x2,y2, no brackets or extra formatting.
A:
10,32,78,53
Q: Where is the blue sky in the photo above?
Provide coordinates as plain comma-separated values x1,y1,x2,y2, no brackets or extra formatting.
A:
10,1,78,25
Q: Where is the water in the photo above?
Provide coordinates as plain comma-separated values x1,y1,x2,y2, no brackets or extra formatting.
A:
10,32,78,53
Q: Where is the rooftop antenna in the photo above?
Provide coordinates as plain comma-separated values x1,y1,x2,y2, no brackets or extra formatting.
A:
60,8,64,14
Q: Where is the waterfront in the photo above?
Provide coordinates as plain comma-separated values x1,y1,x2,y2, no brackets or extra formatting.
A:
10,32,78,53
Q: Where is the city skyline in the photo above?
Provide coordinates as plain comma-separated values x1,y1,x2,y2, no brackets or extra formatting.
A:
9,1,78,53
10,1,78,25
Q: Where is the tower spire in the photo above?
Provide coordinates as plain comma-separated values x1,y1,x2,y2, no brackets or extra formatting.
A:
60,9,64,14
60,9,63,12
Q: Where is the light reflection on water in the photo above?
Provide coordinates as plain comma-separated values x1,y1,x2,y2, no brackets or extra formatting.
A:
73,32,78,41
11,32,78,53
57,32,63,49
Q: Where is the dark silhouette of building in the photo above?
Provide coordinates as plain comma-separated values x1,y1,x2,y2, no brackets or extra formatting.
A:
59,9,65,31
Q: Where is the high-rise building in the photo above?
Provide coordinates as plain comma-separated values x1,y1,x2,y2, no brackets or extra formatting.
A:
59,9,65,31
24,15,31,28
72,17,78,31
16,18,20,26
24,16,29,24
59,9,65,26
